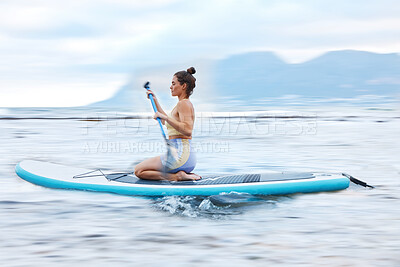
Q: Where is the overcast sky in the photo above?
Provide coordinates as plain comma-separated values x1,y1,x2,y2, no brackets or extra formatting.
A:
0,0,399,107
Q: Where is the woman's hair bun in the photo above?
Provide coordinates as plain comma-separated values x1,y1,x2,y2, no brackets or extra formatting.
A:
187,67,196,75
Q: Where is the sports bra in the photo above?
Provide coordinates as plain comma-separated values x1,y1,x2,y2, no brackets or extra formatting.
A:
165,111,184,137
165,101,193,138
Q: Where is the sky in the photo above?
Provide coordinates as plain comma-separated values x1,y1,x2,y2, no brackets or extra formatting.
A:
0,0,399,107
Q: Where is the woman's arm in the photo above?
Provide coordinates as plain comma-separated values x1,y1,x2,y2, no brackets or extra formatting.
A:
165,101,194,136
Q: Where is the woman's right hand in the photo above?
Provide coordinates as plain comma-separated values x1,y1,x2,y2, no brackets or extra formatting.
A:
153,111,167,125
146,90,156,99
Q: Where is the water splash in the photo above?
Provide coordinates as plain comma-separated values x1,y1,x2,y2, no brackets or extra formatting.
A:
151,192,280,218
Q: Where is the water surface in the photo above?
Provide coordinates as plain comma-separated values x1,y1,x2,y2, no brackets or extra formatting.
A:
1,104,399,266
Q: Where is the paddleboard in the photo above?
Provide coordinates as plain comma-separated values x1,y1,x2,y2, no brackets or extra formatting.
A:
15,160,350,196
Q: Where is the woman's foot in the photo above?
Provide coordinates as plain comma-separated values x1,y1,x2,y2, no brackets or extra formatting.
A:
171,171,202,181
188,173,202,180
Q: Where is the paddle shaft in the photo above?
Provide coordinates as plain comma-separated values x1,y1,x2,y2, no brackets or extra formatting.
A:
144,83,168,141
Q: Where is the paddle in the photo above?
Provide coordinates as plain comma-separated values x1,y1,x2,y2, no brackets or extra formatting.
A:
144,81,168,140
143,81,177,176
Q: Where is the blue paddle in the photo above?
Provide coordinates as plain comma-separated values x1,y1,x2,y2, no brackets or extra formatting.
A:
143,81,177,175
144,81,168,141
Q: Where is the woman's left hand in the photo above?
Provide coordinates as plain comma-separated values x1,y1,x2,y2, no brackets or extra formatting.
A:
153,112,167,124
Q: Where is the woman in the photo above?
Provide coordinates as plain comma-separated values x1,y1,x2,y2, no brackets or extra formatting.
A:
134,67,201,181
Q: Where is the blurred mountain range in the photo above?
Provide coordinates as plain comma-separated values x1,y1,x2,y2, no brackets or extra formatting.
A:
90,50,400,108
215,50,400,98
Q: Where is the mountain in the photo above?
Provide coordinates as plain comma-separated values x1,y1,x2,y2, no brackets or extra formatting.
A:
89,50,400,108
214,50,400,98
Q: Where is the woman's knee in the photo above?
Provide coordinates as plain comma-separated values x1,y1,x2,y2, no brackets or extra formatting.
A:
134,156,162,178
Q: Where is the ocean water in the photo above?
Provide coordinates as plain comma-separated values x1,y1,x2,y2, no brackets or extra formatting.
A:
0,103,399,266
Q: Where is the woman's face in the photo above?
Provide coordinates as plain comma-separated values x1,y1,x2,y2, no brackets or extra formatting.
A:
170,75,186,97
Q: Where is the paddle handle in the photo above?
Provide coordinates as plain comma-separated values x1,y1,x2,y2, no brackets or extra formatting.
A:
144,82,168,141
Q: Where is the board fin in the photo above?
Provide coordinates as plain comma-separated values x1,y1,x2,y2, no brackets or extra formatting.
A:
342,173,374,188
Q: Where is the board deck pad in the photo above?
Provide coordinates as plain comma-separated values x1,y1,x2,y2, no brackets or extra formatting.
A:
111,173,314,185
15,160,350,196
